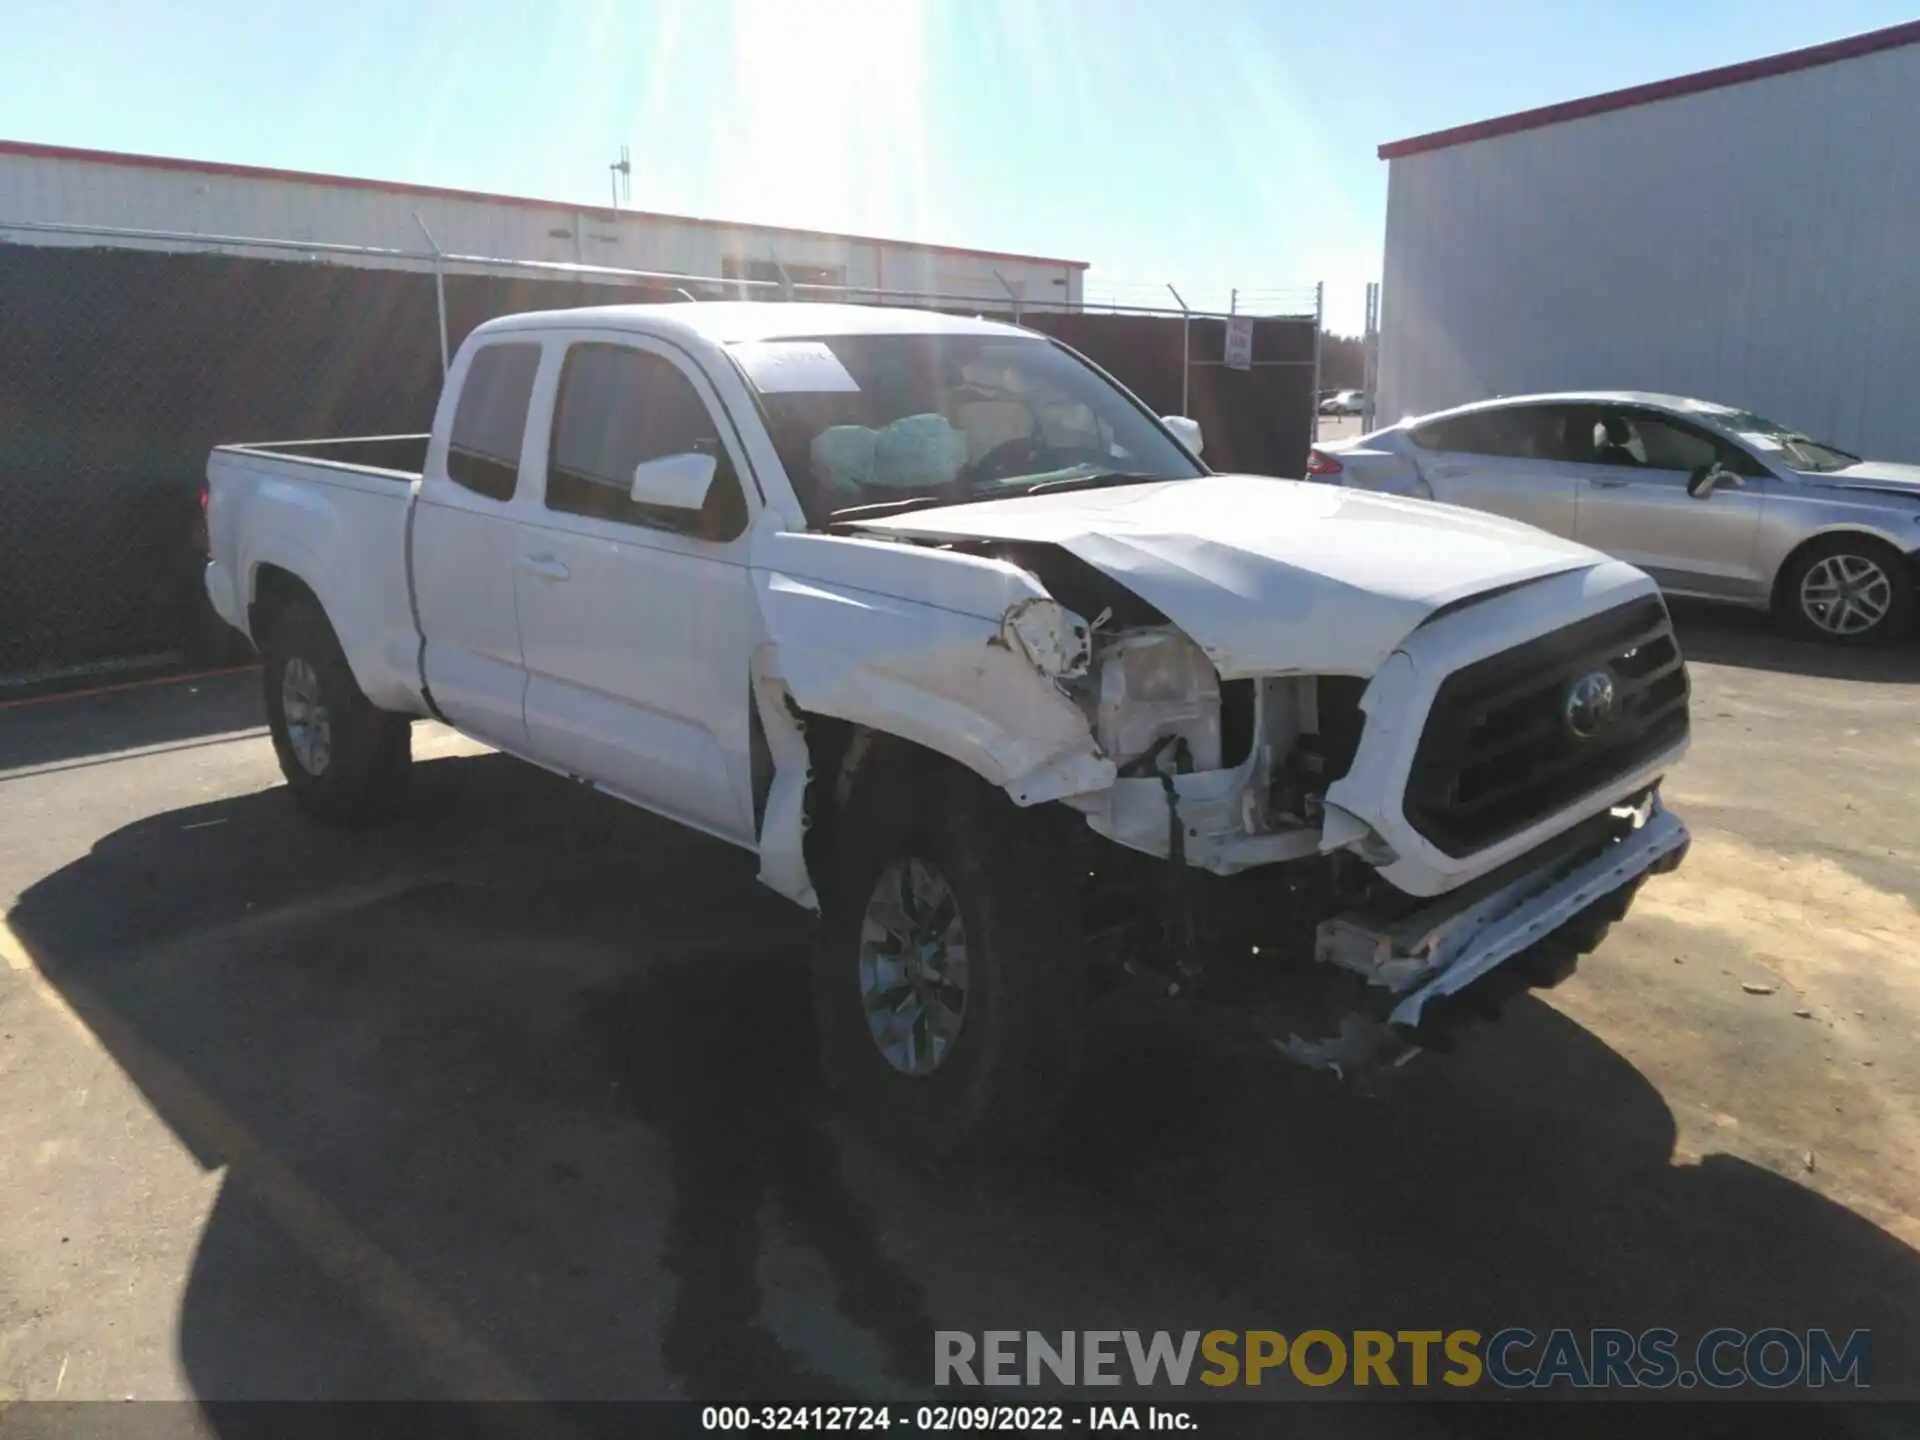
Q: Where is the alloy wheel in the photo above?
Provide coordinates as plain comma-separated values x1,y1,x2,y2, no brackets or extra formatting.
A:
281,656,333,775
1800,553,1892,637
857,857,970,1077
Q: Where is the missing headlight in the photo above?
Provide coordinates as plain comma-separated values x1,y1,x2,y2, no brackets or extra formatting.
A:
1093,629,1222,771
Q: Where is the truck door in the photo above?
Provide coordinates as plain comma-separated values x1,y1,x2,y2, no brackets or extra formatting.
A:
412,340,542,750
512,335,761,846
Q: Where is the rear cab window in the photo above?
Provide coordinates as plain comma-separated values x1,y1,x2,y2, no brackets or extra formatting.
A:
446,343,541,501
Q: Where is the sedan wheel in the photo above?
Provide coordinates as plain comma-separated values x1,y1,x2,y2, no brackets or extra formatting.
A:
1779,537,1915,646
1799,553,1893,638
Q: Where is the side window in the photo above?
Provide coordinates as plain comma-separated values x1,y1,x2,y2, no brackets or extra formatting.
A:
1586,410,1720,472
1718,442,1772,478
1410,408,1562,461
547,344,748,539
1530,405,1597,463
1630,414,1726,473
1409,415,1475,452
446,343,541,501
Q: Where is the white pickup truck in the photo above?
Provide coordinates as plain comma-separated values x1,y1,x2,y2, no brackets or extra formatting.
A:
205,301,1692,1151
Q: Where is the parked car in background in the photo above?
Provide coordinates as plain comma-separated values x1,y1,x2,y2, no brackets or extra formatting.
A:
1319,389,1366,417
1309,391,1920,645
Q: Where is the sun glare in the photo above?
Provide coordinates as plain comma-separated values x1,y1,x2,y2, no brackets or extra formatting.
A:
709,0,931,240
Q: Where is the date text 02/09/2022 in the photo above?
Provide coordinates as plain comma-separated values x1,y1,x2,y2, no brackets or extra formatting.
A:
700,1404,1194,1431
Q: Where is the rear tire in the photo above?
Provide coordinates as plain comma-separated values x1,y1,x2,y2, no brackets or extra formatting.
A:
262,601,412,826
812,758,1086,1160
1775,535,1915,646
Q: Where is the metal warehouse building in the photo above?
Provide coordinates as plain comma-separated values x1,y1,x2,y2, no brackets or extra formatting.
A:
1374,20,1920,460
0,140,1087,305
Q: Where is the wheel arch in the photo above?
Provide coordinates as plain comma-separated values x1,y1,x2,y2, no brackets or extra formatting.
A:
1769,526,1915,610
749,647,975,914
248,562,328,646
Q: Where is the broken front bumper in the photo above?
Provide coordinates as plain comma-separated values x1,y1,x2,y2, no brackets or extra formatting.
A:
1284,795,1690,1070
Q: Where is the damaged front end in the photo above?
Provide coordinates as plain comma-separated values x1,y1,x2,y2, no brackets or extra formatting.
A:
750,523,1690,1079
1276,791,1688,1073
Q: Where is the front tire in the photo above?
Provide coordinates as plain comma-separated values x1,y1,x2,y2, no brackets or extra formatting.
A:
1776,536,1915,646
812,758,1086,1159
261,601,412,826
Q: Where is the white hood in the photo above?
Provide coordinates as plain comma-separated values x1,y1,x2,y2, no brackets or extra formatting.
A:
848,474,1606,676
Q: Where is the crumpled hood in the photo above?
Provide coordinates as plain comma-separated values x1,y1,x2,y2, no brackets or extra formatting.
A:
1804,460,1920,498
848,474,1606,676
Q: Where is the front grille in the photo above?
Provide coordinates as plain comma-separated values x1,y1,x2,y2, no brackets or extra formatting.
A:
1404,596,1689,857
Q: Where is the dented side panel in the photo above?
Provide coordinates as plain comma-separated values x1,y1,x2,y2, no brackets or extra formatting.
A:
746,530,1124,906
749,643,820,910
753,568,1112,796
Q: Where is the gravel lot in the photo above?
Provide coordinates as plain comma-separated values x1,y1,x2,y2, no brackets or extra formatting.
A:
2,607,1916,1429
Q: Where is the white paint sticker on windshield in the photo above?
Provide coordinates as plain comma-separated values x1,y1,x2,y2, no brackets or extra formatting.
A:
1738,431,1783,451
731,340,861,394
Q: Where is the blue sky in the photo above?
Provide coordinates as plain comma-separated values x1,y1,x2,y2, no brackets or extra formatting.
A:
2,0,1913,331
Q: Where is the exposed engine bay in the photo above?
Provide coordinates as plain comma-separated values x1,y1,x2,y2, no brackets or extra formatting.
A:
968,538,1382,874
928,537,1689,1074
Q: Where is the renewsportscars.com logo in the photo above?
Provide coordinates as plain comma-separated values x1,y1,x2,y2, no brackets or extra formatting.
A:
934,1328,1872,1391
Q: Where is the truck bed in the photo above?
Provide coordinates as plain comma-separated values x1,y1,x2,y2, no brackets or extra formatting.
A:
202,434,432,716
218,434,430,479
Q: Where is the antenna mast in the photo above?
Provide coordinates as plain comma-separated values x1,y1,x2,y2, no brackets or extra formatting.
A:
608,144,631,208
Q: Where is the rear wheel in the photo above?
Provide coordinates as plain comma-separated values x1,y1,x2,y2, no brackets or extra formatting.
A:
1776,535,1914,645
262,601,412,825
812,758,1086,1159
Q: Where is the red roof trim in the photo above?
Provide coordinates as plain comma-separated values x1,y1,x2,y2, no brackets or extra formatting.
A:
1379,19,1920,160
0,139,1090,271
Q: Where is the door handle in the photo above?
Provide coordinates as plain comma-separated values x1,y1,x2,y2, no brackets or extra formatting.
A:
516,554,571,582
1431,464,1468,478
1587,476,1633,489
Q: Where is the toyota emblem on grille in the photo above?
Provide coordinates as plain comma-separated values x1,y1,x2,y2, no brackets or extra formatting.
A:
1563,670,1620,741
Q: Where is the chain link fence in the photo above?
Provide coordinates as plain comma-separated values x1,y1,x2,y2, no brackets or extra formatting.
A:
0,227,1320,687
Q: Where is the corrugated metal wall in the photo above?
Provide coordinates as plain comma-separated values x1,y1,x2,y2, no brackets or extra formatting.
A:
0,148,1084,308
1377,40,1920,459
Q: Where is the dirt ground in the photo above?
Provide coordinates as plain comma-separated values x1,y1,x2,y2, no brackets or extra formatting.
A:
1,603,1916,1430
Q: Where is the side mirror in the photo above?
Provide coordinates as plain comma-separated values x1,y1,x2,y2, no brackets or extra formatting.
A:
1687,462,1740,499
630,452,717,512
1162,415,1204,456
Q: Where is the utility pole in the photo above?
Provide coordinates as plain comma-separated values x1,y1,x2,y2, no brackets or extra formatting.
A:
608,145,631,209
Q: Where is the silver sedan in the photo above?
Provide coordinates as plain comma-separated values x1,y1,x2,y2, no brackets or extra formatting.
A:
1311,391,1920,645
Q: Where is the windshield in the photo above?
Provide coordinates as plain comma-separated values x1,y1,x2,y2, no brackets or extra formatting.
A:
1691,406,1859,474
728,333,1207,526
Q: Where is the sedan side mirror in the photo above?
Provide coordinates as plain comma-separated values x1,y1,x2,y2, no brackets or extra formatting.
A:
1162,415,1204,456
631,452,717,512
1687,462,1741,499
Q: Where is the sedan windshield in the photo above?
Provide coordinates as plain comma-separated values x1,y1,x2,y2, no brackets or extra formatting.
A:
728,332,1206,526
1695,406,1859,473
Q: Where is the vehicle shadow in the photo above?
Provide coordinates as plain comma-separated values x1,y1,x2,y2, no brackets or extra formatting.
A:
1668,599,1920,683
6,753,1916,1423
0,668,265,775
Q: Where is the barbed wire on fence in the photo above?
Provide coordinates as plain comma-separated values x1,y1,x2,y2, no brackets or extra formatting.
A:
0,218,1323,322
